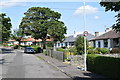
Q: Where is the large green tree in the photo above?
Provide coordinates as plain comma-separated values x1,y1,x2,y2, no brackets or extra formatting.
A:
0,13,12,43
100,1,120,32
10,28,24,45
47,19,67,50
20,7,67,49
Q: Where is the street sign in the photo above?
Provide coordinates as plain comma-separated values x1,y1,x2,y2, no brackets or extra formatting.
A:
83,31,88,37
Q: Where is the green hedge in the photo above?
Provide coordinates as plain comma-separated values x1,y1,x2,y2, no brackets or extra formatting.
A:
87,54,120,79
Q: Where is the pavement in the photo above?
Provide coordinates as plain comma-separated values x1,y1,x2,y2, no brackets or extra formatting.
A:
35,53,111,80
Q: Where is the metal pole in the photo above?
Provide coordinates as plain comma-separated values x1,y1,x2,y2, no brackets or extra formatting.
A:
84,36,87,71
83,0,87,71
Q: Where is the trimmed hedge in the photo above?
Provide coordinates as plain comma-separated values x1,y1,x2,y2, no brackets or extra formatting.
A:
87,54,120,79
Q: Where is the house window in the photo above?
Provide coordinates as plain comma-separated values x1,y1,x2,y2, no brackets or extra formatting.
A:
104,39,108,47
58,43,60,46
113,38,119,48
98,41,101,48
71,42,74,46
65,42,68,47
93,41,96,48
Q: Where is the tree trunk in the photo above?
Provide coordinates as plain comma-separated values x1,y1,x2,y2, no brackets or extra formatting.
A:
18,40,21,46
42,39,46,49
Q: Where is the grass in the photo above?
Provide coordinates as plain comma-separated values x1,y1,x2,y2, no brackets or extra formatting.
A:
36,55,44,60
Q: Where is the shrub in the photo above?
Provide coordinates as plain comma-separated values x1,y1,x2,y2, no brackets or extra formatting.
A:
88,46,94,50
57,47,65,51
13,45,19,49
87,54,120,79
68,47,77,55
88,49,95,54
100,48,110,54
96,48,101,52
36,47,42,53
110,48,120,53
94,49,101,54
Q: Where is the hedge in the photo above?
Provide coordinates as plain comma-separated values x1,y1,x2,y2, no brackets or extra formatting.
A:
87,54,120,80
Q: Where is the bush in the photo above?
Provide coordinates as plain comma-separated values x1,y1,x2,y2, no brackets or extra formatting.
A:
100,48,110,54
13,45,19,49
94,49,101,54
68,47,77,55
110,48,120,53
88,49,101,54
2,43,8,47
88,46,94,50
36,47,43,53
57,47,68,52
88,49,95,54
96,48,101,52
87,54,120,79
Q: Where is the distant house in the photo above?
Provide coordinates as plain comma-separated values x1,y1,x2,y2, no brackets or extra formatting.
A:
7,37,52,46
56,32,95,48
90,30,120,50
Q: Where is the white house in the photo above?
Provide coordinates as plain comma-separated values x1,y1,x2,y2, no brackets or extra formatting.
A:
56,32,95,48
90,30,120,50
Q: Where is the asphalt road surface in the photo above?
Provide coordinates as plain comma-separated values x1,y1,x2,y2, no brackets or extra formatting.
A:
1,48,70,78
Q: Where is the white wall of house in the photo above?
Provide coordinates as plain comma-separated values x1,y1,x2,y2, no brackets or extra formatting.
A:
90,39,111,49
95,40,103,48
108,39,111,49
26,41,33,45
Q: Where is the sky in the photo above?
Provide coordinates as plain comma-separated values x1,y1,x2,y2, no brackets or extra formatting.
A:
0,0,118,36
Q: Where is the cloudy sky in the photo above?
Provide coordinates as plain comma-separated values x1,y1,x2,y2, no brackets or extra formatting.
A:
0,0,117,36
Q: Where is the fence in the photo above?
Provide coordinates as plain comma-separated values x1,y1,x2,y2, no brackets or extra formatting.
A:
44,49,85,69
44,49,64,62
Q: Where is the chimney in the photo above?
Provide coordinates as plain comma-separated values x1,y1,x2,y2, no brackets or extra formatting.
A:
95,32,99,37
73,31,77,37
105,28,109,32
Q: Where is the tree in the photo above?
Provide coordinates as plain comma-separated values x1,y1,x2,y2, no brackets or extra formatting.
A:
20,7,67,49
10,28,24,45
75,36,89,55
0,13,12,43
47,19,67,50
100,1,120,32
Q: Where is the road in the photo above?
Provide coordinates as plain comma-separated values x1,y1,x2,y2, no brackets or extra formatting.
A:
0,48,70,78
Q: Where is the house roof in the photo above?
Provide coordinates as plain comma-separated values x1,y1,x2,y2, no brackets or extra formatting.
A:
90,30,120,41
63,33,95,42
21,38,35,41
63,36,76,42
8,38,52,42
77,33,95,40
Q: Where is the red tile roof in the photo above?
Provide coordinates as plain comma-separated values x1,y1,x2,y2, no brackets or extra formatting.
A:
21,38,35,41
90,30,120,40
8,38,52,42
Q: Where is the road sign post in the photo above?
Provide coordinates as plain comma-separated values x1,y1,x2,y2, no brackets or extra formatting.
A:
83,31,88,71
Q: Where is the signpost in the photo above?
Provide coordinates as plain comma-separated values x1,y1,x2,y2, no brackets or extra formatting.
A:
83,31,88,71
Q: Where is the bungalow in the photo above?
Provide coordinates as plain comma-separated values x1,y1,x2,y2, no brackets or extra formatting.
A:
56,32,95,48
7,37,52,46
90,30,120,50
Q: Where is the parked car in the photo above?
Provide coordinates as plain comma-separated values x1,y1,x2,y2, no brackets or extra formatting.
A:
24,47,35,53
